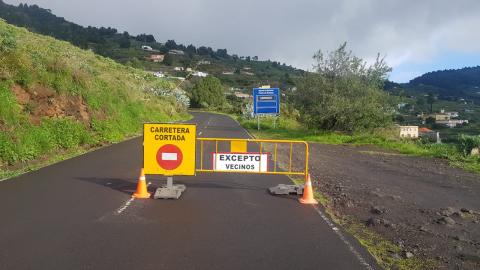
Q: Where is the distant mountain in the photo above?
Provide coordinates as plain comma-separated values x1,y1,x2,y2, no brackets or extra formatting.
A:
409,66,480,98
385,66,480,102
0,0,302,89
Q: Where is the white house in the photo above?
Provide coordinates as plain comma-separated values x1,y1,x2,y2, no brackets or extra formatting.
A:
440,109,459,118
234,92,251,99
198,60,211,65
141,45,153,51
152,72,165,78
436,120,469,128
192,71,208,77
168,50,185,55
399,126,419,138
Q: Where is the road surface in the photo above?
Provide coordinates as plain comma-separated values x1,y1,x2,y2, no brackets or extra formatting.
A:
0,112,379,270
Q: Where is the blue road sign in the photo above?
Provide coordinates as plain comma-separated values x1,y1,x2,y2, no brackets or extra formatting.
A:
253,88,280,115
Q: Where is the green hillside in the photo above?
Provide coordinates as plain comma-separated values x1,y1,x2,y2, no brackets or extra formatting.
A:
409,66,480,101
0,1,302,90
0,19,188,174
386,66,480,103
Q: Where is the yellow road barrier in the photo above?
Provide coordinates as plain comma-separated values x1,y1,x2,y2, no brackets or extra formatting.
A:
196,138,309,180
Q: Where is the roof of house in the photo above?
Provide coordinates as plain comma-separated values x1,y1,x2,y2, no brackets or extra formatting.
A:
419,127,433,133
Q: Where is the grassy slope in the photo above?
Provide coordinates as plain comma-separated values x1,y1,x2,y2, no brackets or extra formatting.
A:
0,20,189,179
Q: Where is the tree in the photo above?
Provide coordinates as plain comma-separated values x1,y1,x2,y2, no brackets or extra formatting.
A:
416,96,426,110
189,76,226,108
426,117,435,124
163,54,173,66
294,43,393,132
165,40,177,50
135,34,156,43
215,48,228,58
186,44,197,55
118,31,131,48
426,93,435,112
197,46,209,55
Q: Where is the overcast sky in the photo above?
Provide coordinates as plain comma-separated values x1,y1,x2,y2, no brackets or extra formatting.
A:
5,0,480,82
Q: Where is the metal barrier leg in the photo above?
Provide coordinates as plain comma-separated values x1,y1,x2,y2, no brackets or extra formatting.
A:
154,176,186,199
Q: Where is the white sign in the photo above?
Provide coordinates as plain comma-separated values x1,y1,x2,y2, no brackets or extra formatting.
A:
161,153,178,161
213,153,268,172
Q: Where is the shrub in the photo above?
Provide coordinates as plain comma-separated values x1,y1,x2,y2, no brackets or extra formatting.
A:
458,134,480,156
294,43,393,132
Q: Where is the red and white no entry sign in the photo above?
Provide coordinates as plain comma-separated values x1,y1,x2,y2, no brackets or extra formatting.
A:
156,144,183,170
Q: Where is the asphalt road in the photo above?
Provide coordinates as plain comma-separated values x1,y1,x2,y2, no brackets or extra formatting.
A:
0,112,379,270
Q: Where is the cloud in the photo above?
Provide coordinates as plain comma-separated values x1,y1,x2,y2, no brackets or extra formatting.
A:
4,0,480,80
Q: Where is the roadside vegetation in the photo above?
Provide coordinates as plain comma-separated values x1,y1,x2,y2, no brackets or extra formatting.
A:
0,20,189,179
240,116,480,173
234,44,480,174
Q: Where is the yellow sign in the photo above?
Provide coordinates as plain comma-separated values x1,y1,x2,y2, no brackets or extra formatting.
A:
144,123,196,175
230,140,247,153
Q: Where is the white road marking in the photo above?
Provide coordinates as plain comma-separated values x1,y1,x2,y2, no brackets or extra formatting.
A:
115,181,152,215
312,205,375,270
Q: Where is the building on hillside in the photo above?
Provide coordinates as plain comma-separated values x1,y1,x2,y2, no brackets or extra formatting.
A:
186,68,193,72
152,71,165,78
146,54,164,62
233,92,251,99
173,67,184,71
198,60,211,65
440,109,459,118
399,125,419,138
397,102,408,109
168,49,185,55
445,111,459,118
436,119,469,128
141,45,153,51
241,71,254,76
168,76,185,81
435,114,450,121
419,127,441,143
192,71,208,77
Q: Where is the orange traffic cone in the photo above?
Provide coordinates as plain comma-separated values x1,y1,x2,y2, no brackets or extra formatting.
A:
132,168,150,199
299,174,318,204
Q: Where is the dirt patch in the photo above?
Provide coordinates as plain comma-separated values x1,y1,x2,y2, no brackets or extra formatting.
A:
11,84,90,124
297,144,480,269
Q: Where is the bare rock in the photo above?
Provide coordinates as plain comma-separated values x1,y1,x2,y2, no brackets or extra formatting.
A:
371,205,386,215
419,225,430,232
440,207,457,217
437,216,455,226
459,253,480,263
366,217,377,227
460,208,474,214
404,251,414,259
